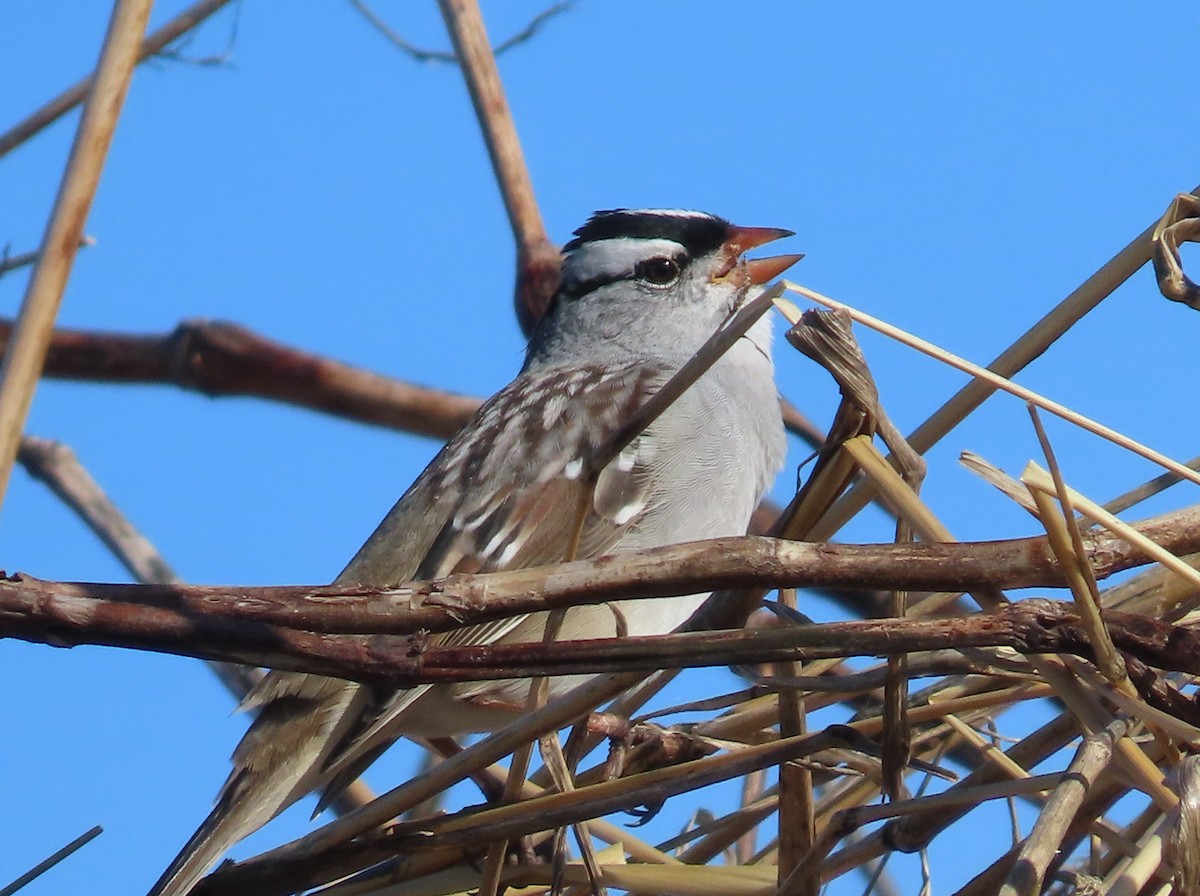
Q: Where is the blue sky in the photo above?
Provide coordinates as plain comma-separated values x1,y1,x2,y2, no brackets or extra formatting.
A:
4,3,1200,893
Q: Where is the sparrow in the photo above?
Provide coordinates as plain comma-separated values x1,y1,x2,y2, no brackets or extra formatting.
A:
149,208,799,896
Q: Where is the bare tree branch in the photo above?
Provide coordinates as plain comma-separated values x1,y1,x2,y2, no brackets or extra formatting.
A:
0,318,482,440
18,436,175,584
0,317,831,454
5,503,1200,678
17,434,260,697
17,437,382,817
437,0,560,333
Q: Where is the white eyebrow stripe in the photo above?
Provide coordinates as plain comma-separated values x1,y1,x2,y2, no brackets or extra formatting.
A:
563,237,688,292
626,208,715,219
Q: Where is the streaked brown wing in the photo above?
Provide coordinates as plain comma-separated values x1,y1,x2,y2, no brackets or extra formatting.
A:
414,361,666,579
315,360,669,789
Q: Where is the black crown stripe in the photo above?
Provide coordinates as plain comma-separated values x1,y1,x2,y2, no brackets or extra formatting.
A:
564,209,731,258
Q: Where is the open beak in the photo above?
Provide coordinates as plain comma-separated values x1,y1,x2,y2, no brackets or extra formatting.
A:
713,225,803,286
744,252,805,285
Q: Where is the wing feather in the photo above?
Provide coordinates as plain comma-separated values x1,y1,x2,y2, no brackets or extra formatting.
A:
312,361,669,794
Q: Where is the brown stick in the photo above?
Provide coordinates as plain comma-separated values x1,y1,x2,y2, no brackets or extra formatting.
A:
822,713,1081,880
0,317,834,457
997,718,1126,896
0,0,154,508
0,318,482,440
437,0,560,333
18,436,177,584
17,437,384,816
7,558,1200,688
776,586,817,896
0,0,236,159
16,434,261,700
5,500,1200,638
0,319,837,464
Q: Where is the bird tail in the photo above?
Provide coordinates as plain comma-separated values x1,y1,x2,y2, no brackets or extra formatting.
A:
147,673,367,896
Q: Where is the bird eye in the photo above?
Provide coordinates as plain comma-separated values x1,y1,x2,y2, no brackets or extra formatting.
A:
635,256,681,286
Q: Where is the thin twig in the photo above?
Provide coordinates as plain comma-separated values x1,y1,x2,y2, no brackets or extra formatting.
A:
349,0,568,64
349,0,458,61
0,0,236,159
0,0,154,509
0,238,93,280
489,2,570,56
151,0,241,68
827,714,1080,879
0,826,102,896
0,248,40,280
0,238,94,282
1104,454,1200,517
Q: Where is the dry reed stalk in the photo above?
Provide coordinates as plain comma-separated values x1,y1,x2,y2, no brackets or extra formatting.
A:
1027,464,1200,601
997,719,1126,896
787,281,1200,489
0,0,153,507
811,182,1200,541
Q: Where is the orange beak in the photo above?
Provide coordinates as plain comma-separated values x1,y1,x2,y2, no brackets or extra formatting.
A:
744,253,805,285
713,225,803,285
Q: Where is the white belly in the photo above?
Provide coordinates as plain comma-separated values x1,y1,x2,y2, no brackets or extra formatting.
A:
403,337,784,736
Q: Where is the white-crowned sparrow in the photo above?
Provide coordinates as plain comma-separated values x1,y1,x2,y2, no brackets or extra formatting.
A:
149,208,799,896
